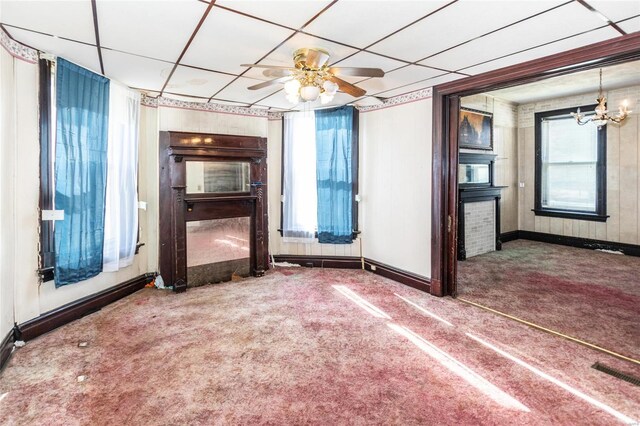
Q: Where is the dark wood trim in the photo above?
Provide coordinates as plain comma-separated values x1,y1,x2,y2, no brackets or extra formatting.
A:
504,230,640,257
534,104,607,222
364,258,431,293
500,230,519,243
0,329,14,371
89,0,105,75
432,32,640,297
531,209,609,222
18,273,155,342
273,255,362,269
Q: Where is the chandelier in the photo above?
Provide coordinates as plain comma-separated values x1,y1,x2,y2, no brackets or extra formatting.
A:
571,69,631,128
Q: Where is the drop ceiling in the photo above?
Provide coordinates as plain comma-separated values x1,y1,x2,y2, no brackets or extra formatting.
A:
1,0,638,111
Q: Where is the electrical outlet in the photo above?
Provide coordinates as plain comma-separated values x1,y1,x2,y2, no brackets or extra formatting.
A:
370,265,377,271
519,182,525,188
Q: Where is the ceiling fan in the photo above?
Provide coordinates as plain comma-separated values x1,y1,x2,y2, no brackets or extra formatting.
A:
242,48,385,105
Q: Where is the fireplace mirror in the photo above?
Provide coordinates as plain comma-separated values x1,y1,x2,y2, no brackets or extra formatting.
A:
186,161,251,194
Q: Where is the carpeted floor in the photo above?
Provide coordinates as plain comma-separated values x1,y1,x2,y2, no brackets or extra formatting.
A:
457,240,640,361
1,268,638,425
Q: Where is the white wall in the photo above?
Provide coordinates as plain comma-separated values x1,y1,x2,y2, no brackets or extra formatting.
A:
359,99,432,278
518,85,640,244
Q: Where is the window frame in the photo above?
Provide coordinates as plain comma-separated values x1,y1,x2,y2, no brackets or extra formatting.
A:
533,105,608,222
279,108,360,239
38,57,55,282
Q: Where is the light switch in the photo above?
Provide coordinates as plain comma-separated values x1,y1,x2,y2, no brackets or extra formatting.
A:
519,182,525,188
42,210,64,221
138,201,147,210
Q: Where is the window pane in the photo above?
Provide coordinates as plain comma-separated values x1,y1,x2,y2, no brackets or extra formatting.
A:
186,161,250,194
543,163,596,212
542,117,598,163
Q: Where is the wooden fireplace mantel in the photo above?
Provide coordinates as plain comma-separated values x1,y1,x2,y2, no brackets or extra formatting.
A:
159,131,268,292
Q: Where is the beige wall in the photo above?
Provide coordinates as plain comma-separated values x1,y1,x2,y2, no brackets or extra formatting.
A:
517,85,640,244
460,94,519,233
359,99,432,278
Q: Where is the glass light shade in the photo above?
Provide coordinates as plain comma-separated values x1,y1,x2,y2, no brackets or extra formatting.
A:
284,79,301,95
300,85,321,102
322,80,339,95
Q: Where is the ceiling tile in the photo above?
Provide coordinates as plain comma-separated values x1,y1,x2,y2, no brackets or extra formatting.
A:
253,90,294,110
102,49,171,91
354,65,442,95
420,2,615,72
1,0,95,44
303,0,450,48
215,0,332,29
216,77,291,104
379,73,466,98
181,6,295,75
618,15,640,33
7,27,100,73
368,0,566,62
461,26,620,76
166,66,236,98
330,51,406,72
584,0,640,23
97,0,207,62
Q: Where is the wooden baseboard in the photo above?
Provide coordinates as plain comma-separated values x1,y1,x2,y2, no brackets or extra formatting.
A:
18,273,155,342
0,329,14,371
271,254,431,293
500,231,640,257
500,230,519,243
364,258,431,293
272,255,362,269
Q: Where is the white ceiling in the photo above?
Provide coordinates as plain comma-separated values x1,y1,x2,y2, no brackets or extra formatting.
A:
1,0,638,110
486,60,640,104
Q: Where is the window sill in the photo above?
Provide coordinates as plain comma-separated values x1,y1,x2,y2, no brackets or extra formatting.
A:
532,209,609,222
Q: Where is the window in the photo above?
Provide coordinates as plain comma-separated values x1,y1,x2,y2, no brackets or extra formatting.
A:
534,105,607,222
280,106,359,244
38,57,140,285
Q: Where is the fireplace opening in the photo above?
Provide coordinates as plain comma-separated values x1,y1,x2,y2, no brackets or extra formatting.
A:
186,217,251,286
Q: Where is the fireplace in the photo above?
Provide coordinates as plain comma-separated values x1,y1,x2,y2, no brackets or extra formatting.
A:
159,131,268,292
458,153,505,260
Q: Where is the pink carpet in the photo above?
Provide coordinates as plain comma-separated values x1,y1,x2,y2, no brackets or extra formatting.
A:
1,268,638,424
458,239,640,361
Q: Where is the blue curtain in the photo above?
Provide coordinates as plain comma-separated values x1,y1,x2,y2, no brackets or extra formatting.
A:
315,106,355,244
54,58,110,286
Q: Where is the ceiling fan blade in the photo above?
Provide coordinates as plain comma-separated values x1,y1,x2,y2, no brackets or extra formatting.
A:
328,67,385,78
248,76,292,90
327,75,366,97
263,68,295,78
306,48,330,69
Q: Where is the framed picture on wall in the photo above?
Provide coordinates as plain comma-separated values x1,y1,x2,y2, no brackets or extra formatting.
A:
459,108,493,150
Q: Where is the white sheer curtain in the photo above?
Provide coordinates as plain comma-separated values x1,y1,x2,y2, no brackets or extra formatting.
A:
282,111,317,243
103,83,140,272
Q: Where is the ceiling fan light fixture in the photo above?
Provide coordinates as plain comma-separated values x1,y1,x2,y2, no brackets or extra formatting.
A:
300,85,321,102
320,92,333,105
284,79,301,96
322,80,339,95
